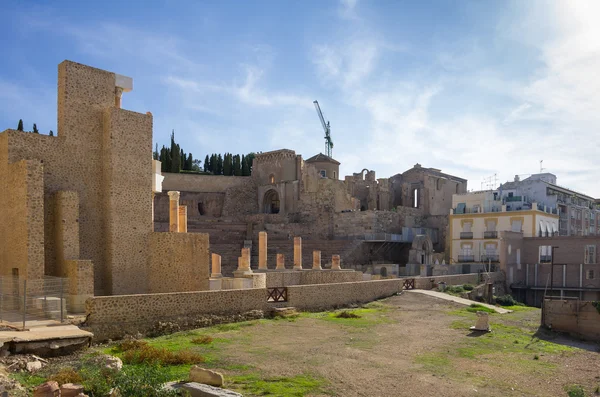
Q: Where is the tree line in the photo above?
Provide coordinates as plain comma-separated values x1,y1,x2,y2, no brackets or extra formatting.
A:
153,131,255,176
16,119,54,135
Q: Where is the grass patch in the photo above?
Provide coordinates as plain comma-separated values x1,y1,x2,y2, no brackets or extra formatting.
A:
414,353,453,376
230,373,328,397
191,335,213,345
312,308,391,328
444,285,465,295
11,372,46,389
112,340,204,366
465,304,496,314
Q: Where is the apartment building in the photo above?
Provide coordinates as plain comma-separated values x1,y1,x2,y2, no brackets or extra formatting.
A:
449,190,559,264
499,232,600,306
498,173,600,236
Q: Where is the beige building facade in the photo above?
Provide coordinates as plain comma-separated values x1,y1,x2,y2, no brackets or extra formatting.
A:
450,191,559,264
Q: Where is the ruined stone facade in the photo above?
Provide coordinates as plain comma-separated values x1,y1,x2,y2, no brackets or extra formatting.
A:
0,61,209,298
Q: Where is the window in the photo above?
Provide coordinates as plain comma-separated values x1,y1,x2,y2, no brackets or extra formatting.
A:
511,219,522,232
269,174,275,184
486,220,496,231
333,171,337,179
319,170,326,178
571,210,575,219
463,222,472,232
516,249,521,266
586,270,595,280
413,188,419,208
584,245,596,264
539,245,552,263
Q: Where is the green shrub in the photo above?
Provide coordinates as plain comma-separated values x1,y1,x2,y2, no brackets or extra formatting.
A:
47,367,83,386
113,365,179,397
495,295,517,306
79,365,114,397
463,284,474,291
445,286,464,294
565,384,585,397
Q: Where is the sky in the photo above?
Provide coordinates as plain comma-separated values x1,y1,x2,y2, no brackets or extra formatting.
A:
1,0,599,197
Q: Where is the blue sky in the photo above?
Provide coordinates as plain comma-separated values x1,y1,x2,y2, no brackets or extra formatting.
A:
1,0,599,197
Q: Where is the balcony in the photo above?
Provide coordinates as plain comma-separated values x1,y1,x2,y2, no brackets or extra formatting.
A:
460,232,473,239
481,254,499,262
539,255,552,263
505,196,523,202
484,231,498,239
458,255,474,262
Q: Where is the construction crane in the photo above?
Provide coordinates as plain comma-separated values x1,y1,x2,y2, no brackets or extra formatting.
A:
313,100,334,157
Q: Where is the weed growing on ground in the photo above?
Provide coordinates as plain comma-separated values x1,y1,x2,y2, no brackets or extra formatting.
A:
119,343,204,365
445,285,465,295
191,335,213,345
565,384,586,397
335,311,361,319
463,284,474,291
47,367,83,385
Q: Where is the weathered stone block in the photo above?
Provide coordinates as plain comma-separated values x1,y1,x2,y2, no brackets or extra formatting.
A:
189,366,224,386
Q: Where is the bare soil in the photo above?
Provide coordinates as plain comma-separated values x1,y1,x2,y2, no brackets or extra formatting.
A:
213,293,600,397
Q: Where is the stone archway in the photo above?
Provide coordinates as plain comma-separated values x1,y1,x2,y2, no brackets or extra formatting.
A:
409,234,434,265
263,189,280,214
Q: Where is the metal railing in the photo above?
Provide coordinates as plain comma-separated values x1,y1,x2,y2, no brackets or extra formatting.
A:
480,254,499,262
484,231,498,238
460,232,473,239
0,276,69,329
539,255,552,263
458,255,474,262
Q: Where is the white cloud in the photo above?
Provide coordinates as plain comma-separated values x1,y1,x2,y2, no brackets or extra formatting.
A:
339,0,359,20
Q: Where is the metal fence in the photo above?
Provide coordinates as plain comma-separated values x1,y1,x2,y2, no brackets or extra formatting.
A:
0,276,69,329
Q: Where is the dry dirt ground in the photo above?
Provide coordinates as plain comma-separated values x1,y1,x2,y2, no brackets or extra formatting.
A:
211,293,600,397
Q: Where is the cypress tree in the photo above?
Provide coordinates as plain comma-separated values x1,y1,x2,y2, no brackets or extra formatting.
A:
17,119,23,131
241,154,249,176
233,154,241,176
49,130,54,137
186,153,193,171
223,153,231,176
153,143,158,160
217,154,223,175
32,123,39,134
246,152,256,175
204,155,209,172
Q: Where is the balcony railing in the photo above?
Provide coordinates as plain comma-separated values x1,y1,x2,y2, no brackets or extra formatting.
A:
484,231,498,239
539,255,552,263
481,254,499,262
460,232,473,239
505,196,523,202
458,255,474,262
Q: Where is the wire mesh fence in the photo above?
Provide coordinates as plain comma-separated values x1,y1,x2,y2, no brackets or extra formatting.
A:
0,276,69,329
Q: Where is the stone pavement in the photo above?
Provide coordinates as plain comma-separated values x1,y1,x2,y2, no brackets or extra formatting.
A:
406,289,512,314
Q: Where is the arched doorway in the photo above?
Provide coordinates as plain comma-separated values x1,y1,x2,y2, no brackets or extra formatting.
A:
263,189,280,214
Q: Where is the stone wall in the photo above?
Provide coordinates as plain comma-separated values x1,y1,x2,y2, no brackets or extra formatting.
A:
148,232,210,293
264,270,363,288
285,279,402,310
161,173,248,193
222,177,258,216
154,191,225,221
410,272,502,289
84,288,267,340
542,299,600,341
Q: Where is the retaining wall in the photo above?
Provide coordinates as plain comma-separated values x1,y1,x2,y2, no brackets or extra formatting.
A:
84,288,267,340
265,270,363,288
542,299,600,341
286,279,402,311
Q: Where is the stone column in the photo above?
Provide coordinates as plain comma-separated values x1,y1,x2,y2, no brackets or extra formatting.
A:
178,206,188,233
312,250,322,270
331,255,341,270
258,231,268,270
276,254,285,270
167,191,180,232
211,253,222,278
234,249,253,277
293,237,303,270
